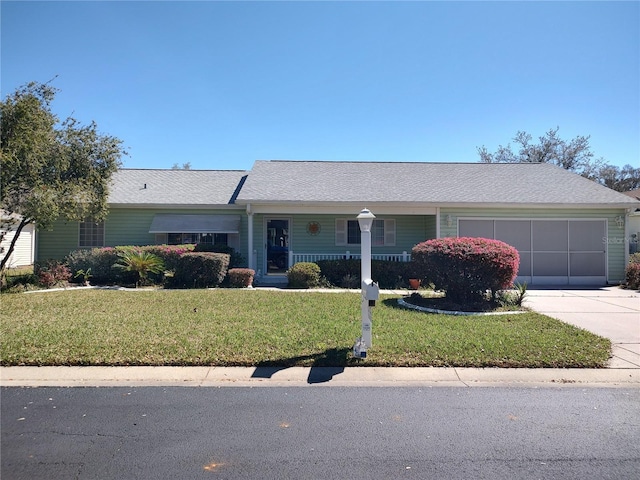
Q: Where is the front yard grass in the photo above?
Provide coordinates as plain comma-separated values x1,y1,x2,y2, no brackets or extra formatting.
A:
0,289,611,368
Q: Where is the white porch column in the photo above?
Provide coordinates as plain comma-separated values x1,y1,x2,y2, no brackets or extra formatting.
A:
246,205,254,271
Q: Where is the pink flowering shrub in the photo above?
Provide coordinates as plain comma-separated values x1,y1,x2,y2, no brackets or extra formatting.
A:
412,237,520,303
136,244,194,271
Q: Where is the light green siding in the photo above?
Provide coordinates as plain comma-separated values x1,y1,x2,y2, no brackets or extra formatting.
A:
37,208,247,262
37,219,80,260
440,207,628,284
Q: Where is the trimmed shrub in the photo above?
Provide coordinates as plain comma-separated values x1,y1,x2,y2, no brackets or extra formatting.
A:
66,247,120,284
66,245,194,285
287,262,321,288
316,259,413,289
227,268,255,288
172,252,230,288
625,254,640,290
194,243,245,268
34,260,72,288
138,244,194,271
412,237,520,303
372,260,410,289
316,259,360,287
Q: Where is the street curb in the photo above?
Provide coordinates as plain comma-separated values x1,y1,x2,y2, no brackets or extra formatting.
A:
1,366,638,387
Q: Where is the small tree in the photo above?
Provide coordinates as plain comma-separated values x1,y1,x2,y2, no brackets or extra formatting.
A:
0,81,126,273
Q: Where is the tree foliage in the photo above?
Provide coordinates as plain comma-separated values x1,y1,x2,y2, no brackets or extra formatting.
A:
171,162,191,170
0,81,126,271
477,127,639,192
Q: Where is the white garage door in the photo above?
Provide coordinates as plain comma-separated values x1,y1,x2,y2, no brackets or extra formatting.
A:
459,219,606,285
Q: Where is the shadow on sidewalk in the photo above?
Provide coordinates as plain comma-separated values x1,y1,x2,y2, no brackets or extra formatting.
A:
251,347,352,384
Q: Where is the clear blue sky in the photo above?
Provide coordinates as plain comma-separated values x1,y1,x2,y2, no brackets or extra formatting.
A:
2,0,638,171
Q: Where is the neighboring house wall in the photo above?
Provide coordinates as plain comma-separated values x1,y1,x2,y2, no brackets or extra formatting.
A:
1,223,35,268
439,207,628,284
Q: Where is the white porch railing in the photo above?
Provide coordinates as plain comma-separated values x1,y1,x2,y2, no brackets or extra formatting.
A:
290,251,411,264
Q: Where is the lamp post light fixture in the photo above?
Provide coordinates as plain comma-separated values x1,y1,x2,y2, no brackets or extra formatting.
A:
354,208,379,358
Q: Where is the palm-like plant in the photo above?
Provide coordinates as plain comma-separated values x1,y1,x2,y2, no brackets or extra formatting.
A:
114,250,165,287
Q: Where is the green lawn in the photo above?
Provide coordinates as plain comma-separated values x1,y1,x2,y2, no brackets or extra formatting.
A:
0,289,611,368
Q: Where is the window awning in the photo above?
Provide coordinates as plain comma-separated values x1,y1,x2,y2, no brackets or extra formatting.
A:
149,214,241,234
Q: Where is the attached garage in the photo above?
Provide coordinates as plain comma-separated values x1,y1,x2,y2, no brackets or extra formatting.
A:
459,219,607,285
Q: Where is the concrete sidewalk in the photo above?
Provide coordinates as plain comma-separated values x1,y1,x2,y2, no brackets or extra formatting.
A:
524,287,640,369
1,365,638,387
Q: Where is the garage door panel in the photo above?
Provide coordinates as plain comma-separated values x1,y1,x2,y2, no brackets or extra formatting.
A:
569,221,606,252
459,220,493,238
533,252,568,276
533,221,568,251
495,220,531,250
516,252,532,276
570,253,606,276
459,218,606,285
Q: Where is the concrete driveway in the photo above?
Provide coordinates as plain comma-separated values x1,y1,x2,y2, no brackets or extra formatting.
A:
525,286,640,368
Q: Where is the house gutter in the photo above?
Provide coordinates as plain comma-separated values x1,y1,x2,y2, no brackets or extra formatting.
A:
108,203,244,210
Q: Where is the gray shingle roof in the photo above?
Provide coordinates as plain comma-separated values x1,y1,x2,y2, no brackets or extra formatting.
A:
108,169,247,206
235,160,640,207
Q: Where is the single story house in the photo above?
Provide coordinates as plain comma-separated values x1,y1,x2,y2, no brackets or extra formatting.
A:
37,161,640,286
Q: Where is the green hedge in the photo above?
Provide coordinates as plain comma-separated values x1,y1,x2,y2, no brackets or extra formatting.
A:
172,252,230,288
316,259,412,289
287,262,322,288
65,245,195,285
227,268,255,288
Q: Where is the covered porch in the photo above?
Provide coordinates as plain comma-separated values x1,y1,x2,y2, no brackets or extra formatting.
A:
243,204,439,280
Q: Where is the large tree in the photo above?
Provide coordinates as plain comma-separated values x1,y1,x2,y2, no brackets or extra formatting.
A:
477,127,639,192
0,81,126,272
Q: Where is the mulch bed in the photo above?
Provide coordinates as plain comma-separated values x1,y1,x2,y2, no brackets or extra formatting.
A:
403,293,506,313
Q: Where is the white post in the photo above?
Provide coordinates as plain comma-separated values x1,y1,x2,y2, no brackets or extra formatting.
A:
357,208,375,349
246,205,254,271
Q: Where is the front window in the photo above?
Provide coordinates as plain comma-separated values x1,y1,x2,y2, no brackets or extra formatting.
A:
166,233,228,245
347,220,361,245
336,219,396,246
79,219,105,248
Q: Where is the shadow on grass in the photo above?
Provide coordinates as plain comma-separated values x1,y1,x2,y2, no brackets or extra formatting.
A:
382,297,405,310
251,347,352,384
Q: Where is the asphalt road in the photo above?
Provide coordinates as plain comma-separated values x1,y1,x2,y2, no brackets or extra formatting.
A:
2,386,638,479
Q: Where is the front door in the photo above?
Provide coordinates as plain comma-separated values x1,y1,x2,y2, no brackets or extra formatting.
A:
266,219,290,274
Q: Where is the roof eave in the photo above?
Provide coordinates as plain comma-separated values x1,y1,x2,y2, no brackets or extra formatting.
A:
109,203,244,210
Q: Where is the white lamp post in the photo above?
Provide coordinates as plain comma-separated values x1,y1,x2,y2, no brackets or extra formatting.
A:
354,208,378,358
